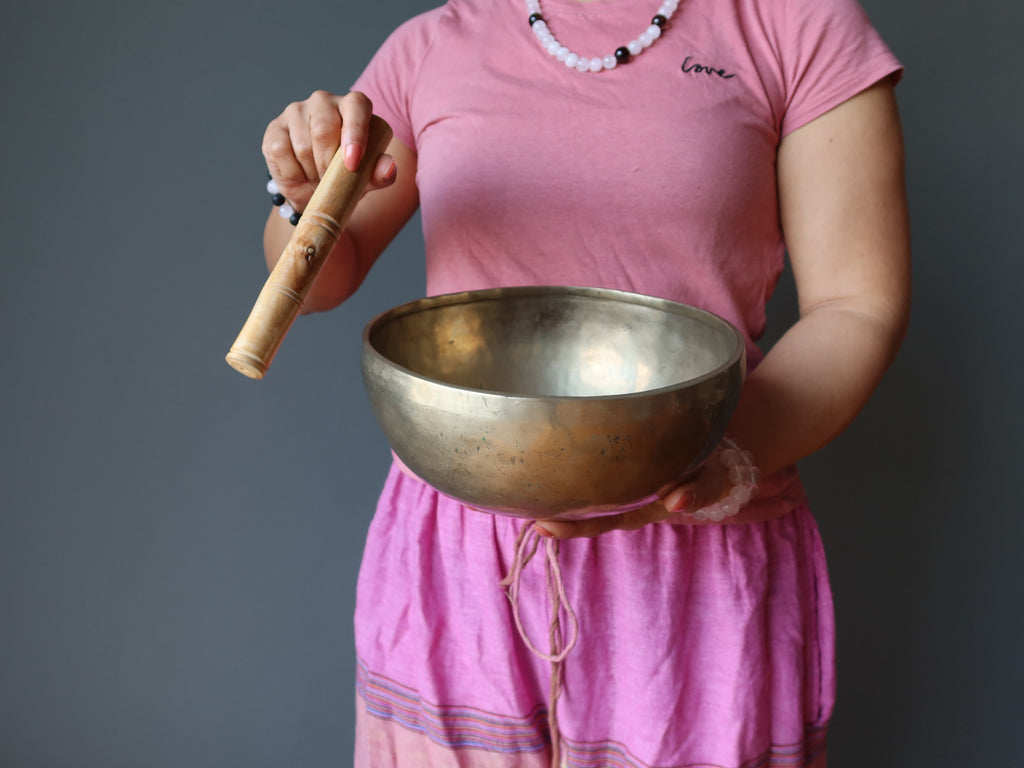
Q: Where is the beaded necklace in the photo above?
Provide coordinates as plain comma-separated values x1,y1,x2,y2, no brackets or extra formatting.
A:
525,0,679,73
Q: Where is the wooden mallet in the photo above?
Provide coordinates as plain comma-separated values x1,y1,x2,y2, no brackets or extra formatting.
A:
226,115,393,379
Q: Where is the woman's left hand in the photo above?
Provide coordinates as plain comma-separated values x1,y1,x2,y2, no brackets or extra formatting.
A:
532,458,729,539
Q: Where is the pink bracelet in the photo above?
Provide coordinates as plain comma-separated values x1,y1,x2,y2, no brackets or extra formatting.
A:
679,437,761,522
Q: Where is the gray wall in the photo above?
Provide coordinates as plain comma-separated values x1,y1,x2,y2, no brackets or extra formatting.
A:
1,1,1020,766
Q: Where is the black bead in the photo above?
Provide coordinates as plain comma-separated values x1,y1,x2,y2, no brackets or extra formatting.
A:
289,211,302,226
271,192,286,206
528,12,544,26
652,14,668,27
615,46,631,63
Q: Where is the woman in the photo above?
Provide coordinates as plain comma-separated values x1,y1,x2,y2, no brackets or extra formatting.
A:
262,0,910,765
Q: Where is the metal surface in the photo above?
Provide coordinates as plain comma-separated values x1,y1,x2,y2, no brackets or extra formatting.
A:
361,286,746,520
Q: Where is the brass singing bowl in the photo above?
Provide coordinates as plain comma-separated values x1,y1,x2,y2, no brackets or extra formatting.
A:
361,286,746,520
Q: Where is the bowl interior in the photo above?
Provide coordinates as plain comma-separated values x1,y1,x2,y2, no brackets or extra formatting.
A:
368,290,739,398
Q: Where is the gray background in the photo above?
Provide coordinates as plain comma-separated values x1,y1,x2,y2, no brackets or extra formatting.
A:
1,0,1020,766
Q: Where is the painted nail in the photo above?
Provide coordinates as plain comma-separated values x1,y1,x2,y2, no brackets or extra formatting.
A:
669,492,695,513
344,142,364,171
532,524,555,539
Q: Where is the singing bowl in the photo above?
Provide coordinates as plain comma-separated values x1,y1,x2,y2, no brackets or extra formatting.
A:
361,286,746,520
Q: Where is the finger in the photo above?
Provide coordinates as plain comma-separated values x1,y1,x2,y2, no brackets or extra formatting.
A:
262,120,315,206
338,90,374,171
283,101,319,186
663,458,729,514
534,506,661,540
306,91,343,177
533,516,624,540
663,484,698,513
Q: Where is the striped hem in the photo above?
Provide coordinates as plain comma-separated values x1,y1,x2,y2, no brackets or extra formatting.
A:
357,660,829,767
357,658,549,753
562,724,827,768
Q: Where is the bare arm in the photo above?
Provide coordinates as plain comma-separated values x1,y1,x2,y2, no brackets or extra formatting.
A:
540,79,911,537
262,91,420,313
727,79,910,478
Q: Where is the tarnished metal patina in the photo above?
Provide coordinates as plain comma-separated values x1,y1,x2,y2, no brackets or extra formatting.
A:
362,286,745,520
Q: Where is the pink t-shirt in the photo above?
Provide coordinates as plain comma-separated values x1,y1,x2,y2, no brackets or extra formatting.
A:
353,0,901,515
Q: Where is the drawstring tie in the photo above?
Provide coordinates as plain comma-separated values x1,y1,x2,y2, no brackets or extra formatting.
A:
499,524,579,768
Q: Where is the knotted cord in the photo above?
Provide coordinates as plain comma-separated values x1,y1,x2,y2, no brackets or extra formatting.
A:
500,524,579,767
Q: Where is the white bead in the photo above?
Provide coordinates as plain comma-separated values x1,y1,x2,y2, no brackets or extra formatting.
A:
279,203,294,219
523,0,671,75
729,484,753,505
708,506,726,522
720,448,741,467
266,179,279,195
719,498,740,517
694,509,709,521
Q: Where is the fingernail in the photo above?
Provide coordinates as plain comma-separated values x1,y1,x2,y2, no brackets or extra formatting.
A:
344,142,364,171
532,524,555,539
669,492,695,513
382,157,397,182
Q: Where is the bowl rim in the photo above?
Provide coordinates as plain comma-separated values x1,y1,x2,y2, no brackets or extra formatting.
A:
361,285,746,402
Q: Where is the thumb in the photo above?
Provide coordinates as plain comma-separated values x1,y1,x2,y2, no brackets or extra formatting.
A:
368,154,397,190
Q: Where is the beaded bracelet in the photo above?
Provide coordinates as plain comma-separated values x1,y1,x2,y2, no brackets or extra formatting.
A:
266,173,301,225
680,437,761,522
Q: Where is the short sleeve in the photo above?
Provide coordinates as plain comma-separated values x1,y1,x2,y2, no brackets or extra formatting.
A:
775,0,903,136
350,6,447,150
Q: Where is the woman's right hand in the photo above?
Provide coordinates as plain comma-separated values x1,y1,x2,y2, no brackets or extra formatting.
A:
262,89,397,214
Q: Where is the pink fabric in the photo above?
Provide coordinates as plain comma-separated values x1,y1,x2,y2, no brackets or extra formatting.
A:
355,465,834,767
356,0,901,366
349,0,901,764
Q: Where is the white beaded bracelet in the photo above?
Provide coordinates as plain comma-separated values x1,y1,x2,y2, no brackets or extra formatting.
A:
680,437,761,522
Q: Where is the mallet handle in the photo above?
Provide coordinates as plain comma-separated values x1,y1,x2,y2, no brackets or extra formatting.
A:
226,115,393,379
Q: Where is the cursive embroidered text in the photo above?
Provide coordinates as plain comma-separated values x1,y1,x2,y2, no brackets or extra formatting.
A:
682,55,736,79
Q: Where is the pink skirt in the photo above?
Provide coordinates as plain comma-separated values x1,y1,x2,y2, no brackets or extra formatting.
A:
354,463,835,767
